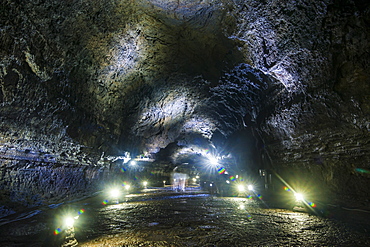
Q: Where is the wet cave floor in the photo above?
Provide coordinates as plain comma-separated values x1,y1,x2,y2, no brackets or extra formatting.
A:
0,188,369,246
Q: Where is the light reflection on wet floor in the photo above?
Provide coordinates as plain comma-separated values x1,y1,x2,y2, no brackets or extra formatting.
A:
0,191,369,246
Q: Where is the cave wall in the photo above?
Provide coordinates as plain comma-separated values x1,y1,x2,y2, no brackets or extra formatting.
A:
0,0,114,216
229,0,370,204
0,156,107,218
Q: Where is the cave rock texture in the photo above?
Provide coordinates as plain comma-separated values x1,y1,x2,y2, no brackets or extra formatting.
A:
1,0,370,216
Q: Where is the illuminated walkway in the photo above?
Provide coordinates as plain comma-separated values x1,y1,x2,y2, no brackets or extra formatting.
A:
0,189,369,246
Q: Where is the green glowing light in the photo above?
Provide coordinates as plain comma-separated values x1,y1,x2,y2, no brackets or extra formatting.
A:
355,168,370,174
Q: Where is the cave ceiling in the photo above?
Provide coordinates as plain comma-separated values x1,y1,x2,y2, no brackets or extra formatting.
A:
68,0,259,164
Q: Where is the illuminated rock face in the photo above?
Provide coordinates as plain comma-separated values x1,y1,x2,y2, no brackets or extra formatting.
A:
0,0,369,213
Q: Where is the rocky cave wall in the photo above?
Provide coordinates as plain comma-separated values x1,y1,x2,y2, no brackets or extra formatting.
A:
229,0,370,204
1,0,370,216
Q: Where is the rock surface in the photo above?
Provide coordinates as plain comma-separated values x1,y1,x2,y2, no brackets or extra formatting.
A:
1,0,369,215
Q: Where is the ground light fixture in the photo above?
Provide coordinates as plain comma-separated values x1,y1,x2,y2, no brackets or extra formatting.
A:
109,188,121,198
294,192,304,201
130,160,137,166
283,186,318,211
237,184,245,192
64,215,78,228
247,184,254,191
54,209,85,238
125,184,131,191
143,181,148,188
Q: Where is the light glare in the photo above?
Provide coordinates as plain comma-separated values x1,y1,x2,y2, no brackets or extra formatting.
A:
295,193,304,201
237,185,245,192
64,216,75,228
109,188,120,198
130,160,137,166
209,156,218,165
